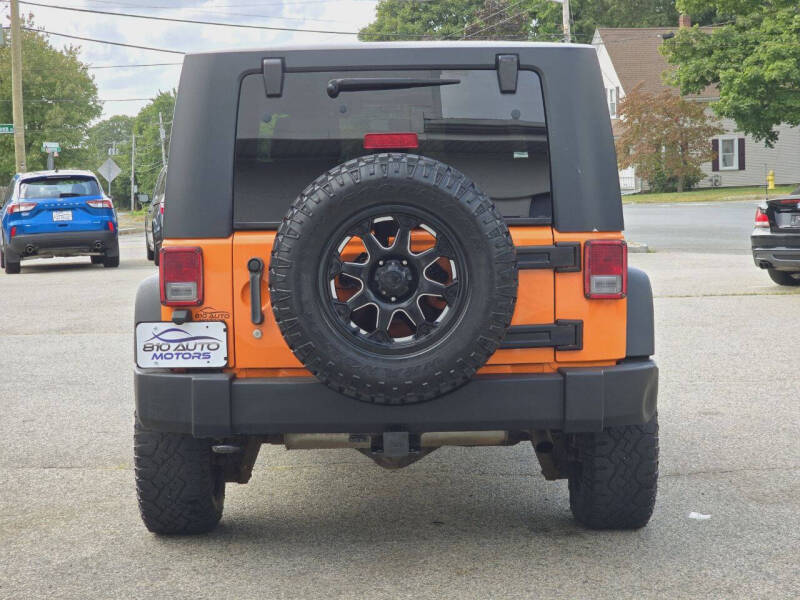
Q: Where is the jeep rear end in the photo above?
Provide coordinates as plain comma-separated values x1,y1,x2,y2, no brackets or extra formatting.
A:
133,43,658,535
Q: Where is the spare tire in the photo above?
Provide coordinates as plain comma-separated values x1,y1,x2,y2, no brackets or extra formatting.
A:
269,153,517,404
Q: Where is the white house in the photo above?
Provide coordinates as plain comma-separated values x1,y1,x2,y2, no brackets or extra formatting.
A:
592,19,800,193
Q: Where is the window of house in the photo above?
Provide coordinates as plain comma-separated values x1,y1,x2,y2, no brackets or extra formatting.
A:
608,87,618,118
719,137,738,170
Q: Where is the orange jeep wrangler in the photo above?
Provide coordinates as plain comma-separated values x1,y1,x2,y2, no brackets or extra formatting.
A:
134,43,658,534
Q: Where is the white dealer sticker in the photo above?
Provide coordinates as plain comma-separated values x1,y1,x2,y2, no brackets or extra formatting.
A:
135,322,228,368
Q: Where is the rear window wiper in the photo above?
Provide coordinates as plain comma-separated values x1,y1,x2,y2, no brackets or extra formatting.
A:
326,77,460,98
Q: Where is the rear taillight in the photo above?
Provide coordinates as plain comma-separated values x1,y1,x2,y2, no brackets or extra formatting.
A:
584,240,627,299
86,198,113,209
107,221,115,232
7,201,36,215
10,226,17,238
159,203,164,215
159,247,203,306
754,207,769,227
363,132,419,150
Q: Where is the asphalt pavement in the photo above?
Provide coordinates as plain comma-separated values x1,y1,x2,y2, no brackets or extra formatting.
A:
0,219,798,599
624,199,761,253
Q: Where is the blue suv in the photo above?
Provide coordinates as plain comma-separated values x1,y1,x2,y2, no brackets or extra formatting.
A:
1,170,119,274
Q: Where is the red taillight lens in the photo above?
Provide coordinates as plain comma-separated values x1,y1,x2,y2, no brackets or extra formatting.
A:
10,226,17,238
107,221,115,232
363,132,419,150
754,207,769,227
159,247,203,306
584,240,627,299
159,203,164,215
7,201,36,214
86,198,113,209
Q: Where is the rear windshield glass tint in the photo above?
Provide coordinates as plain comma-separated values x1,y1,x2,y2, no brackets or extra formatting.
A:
20,177,101,199
235,69,550,228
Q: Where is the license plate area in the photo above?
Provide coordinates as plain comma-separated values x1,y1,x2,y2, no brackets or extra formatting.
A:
52,210,72,222
135,321,228,368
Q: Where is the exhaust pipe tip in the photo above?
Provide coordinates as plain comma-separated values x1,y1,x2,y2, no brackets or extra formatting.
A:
93,241,104,251
24,244,36,255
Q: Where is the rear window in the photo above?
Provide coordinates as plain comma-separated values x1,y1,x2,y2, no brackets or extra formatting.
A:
234,69,551,228
20,177,101,199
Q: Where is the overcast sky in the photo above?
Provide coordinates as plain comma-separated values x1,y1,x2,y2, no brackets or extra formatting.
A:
11,0,380,119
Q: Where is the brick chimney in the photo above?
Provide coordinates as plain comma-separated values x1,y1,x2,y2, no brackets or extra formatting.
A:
679,13,691,28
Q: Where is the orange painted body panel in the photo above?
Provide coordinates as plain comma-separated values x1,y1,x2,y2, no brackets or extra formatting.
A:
161,237,236,366
488,226,554,365
552,230,627,362
231,232,304,370
160,225,625,378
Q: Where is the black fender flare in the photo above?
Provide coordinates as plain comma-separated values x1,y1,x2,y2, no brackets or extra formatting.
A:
135,274,161,324
626,267,654,358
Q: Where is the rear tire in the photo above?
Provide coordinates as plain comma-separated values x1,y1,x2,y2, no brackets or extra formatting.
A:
767,269,800,286
153,242,160,266
4,253,20,274
146,243,155,261
134,421,225,534
103,255,120,268
568,416,659,529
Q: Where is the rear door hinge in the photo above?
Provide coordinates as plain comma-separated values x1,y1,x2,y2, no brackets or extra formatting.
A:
262,58,285,97
516,243,581,272
496,54,519,94
500,320,583,351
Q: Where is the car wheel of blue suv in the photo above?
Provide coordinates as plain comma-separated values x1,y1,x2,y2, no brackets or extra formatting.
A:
2,248,20,274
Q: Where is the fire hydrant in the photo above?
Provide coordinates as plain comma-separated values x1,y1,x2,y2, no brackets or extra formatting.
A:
767,170,775,190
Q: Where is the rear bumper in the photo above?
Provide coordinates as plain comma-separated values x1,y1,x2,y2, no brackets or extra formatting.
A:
5,230,118,260
134,359,658,438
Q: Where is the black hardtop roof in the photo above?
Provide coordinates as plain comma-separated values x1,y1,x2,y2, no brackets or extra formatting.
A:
165,42,622,237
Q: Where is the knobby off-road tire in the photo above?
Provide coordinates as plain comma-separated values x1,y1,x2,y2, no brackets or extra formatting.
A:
568,416,659,529
134,421,225,534
768,269,800,286
269,153,517,405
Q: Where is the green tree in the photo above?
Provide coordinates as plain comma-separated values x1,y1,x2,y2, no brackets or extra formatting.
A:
86,115,134,202
0,24,101,181
615,84,723,192
359,1,697,43
359,0,484,41
132,90,175,200
662,0,800,146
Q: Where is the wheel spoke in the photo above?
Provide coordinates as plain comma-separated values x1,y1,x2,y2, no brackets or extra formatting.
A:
401,300,426,327
391,225,412,253
419,279,459,303
374,304,394,333
340,260,367,280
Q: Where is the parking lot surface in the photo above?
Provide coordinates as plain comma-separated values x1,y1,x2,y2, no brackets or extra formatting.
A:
1,229,798,599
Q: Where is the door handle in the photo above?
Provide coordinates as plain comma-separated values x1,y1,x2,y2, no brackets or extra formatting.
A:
247,257,264,325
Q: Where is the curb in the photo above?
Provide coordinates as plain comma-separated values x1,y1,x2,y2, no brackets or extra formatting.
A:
119,228,143,236
628,242,650,253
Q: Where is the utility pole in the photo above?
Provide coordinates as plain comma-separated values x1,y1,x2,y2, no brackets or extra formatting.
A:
158,111,167,166
130,133,136,211
562,0,571,43
10,0,26,172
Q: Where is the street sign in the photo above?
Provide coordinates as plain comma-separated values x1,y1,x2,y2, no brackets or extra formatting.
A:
0,124,13,134
98,158,122,184
41,141,61,153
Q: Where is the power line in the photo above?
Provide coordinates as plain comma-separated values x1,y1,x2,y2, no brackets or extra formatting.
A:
88,62,182,69
20,1,360,35
77,0,367,25
21,26,186,53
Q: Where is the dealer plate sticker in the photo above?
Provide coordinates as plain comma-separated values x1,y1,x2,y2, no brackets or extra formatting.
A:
135,322,228,368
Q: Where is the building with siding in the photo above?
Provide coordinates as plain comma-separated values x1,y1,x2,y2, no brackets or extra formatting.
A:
593,22,800,192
